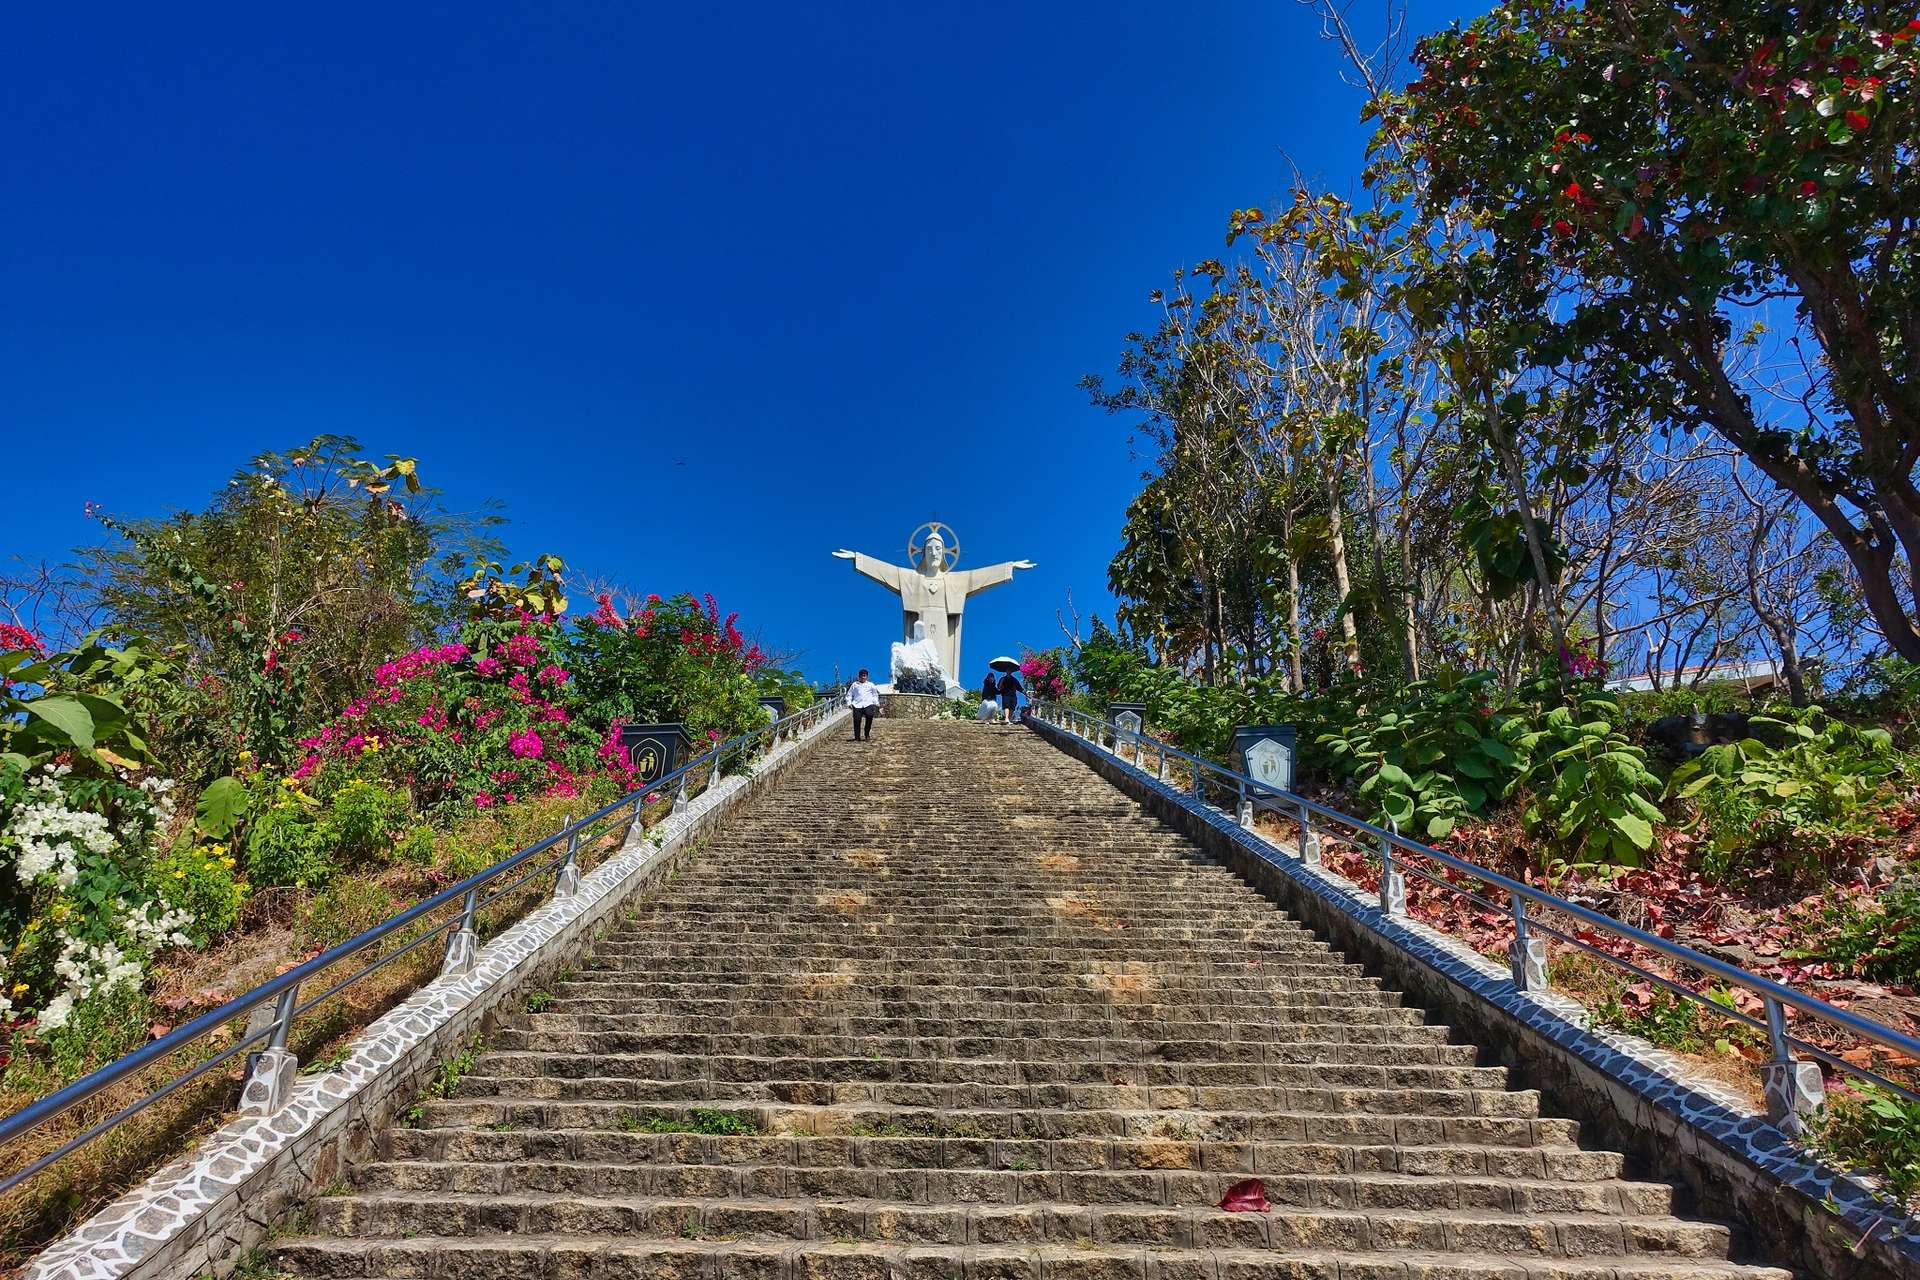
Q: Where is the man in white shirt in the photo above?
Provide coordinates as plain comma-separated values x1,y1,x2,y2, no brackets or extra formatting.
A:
845,669,881,742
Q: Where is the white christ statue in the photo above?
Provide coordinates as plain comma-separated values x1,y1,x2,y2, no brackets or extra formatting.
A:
833,522,1036,685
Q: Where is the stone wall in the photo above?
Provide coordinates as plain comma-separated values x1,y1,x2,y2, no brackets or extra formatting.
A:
1032,717,1920,1280
879,691,952,720
26,708,850,1280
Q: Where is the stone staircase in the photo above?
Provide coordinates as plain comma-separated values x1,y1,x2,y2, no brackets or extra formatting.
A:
268,721,1791,1280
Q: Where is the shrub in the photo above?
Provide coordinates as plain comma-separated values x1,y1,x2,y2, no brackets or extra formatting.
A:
563,592,768,746
1797,877,1920,987
393,825,437,868
154,843,247,944
1667,709,1900,876
297,878,398,952
1517,694,1665,868
326,780,410,864
294,616,628,817
245,803,333,888
1319,670,1530,839
1810,1085,1920,1211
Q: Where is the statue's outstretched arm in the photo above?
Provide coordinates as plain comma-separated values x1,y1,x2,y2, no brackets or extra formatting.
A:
960,559,1035,598
834,550,905,591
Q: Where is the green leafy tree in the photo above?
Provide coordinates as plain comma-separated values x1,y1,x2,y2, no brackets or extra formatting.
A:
1392,1,1920,657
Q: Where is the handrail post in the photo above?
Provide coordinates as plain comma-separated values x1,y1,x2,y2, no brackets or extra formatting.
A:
552,815,582,901
1156,747,1169,784
1296,802,1321,864
240,982,300,1115
1236,778,1254,830
1508,894,1549,993
1378,831,1406,916
1191,762,1204,806
442,889,480,978
1761,995,1825,1134
672,766,692,816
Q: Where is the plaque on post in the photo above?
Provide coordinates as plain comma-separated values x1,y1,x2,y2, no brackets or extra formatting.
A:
757,695,787,724
620,722,695,785
1232,725,1296,800
1108,702,1148,740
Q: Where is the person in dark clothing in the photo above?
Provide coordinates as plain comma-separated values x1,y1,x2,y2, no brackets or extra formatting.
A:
980,671,1000,707
996,670,1022,724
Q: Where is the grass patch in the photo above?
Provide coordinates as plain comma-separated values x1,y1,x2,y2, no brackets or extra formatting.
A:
523,990,556,1013
615,1107,758,1135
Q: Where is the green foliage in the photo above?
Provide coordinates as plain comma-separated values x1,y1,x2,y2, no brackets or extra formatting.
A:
81,438,470,775
1810,1086,1920,1210
1593,982,1760,1057
296,877,397,952
1668,710,1898,870
1318,670,1527,839
154,844,247,945
562,593,767,745
1797,877,1920,987
244,803,332,889
325,780,409,865
619,1107,758,1135
1517,694,1665,868
1,635,172,772
392,825,437,868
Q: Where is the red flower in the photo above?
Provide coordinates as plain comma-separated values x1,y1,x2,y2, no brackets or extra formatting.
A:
0,622,44,658
1799,180,1819,197
1845,109,1871,131
1551,218,1574,238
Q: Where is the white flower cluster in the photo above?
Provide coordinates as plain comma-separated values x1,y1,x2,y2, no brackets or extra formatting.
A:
5,771,115,888
138,774,179,832
125,900,195,951
40,934,144,1029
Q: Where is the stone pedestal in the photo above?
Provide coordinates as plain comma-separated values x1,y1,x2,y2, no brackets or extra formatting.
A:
879,692,950,720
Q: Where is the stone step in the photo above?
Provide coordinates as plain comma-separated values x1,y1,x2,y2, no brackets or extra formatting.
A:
483,1028,1470,1060
296,1191,1738,1259
266,724,1773,1280
465,1051,1509,1090
448,1076,1536,1120
529,994,1407,1020
353,1159,1674,1214
375,1130,1625,1182
266,1234,1793,1280
409,1098,1566,1145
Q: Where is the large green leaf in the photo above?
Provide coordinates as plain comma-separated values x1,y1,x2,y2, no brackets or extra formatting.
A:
23,695,96,750
196,775,250,837
1609,811,1655,850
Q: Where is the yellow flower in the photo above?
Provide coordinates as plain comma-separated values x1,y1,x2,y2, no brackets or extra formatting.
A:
10,982,25,996
239,750,252,762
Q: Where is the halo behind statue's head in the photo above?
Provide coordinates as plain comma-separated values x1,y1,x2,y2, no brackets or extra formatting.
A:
907,521,960,572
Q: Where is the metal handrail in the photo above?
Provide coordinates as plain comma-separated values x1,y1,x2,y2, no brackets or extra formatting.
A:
1031,700,1920,1130
0,696,844,1195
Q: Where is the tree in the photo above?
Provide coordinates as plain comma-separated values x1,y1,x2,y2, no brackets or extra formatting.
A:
1392,1,1920,655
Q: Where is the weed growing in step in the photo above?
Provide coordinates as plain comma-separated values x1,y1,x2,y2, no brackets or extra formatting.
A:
404,1037,486,1127
615,1107,758,1135
524,990,555,1013
300,1045,352,1075
1006,1159,1033,1171
209,1248,283,1280
680,1211,701,1239
841,1116,985,1139
318,1179,351,1197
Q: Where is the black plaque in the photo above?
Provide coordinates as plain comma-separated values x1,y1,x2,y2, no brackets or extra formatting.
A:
1232,724,1297,798
620,722,696,784
1108,702,1148,738
757,695,788,724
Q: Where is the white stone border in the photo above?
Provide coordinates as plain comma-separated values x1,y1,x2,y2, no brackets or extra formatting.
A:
25,707,849,1280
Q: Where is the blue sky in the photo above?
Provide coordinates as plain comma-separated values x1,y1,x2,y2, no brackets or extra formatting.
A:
3,2,1471,683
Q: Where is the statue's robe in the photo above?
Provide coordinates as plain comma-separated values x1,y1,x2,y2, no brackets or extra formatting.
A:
846,554,1017,684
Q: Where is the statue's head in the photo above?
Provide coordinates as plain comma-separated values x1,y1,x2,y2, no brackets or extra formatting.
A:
921,532,945,574
912,620,928,642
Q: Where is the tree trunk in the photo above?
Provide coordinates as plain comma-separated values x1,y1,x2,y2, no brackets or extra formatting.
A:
1324,466,1363,673
1286,556,1305,695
